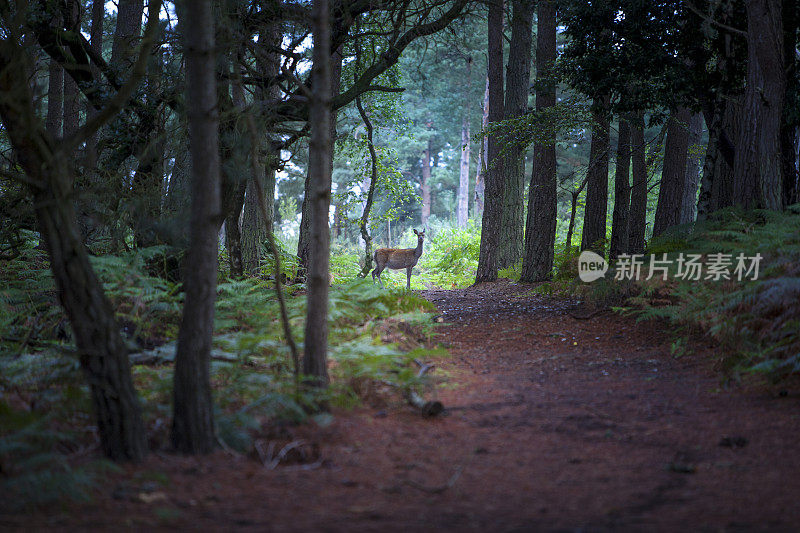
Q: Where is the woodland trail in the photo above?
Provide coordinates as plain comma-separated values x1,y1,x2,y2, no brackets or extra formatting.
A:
7,281,800,531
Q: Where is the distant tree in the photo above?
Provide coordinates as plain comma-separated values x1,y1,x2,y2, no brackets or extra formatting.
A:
609,115,631,260
457,56,473,228
476,0,505,282
654,107,692,237
680,113,704,224
581,99,611,253
628,115,648,254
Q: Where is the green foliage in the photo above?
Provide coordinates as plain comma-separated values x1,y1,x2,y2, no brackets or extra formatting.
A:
417,221,481,288
0,401,119,511
628,208,800,381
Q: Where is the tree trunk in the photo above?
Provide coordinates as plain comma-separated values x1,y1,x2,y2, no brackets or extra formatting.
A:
457,57,472,228
653,107,692,237
224,71,247,278
781,0,799,207
303,0,333,389
581,98,610,253
609,115,631,260
298,49,343,280
628,114,647,254
476,0,505,282
62,0,81,140
84,0,104,168
242,24,281,275
698,98,739,218
474,76,489,218
421,137,432,225
680,113,704,224
0,45,147,463
171,0,219,455
733,0,785,210
520,0,556,282
111,0,144,75
498,0,534,269
45,59,63,138
131,49,166,249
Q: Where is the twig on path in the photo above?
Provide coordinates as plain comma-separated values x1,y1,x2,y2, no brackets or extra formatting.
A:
404,466,463,494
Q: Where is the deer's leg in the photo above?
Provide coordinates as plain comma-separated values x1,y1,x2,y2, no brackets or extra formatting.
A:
374,266,384,288
406,266,412,290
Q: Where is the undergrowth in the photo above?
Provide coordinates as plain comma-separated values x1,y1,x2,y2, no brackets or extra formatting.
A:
532,207,800,382
0,241,443,509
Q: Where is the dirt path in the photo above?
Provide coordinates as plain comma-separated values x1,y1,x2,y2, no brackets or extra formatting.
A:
6,281,800,531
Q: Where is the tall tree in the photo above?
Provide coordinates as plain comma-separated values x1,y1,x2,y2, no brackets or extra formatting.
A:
242,26,281,275
474,76,489,218
520,0,557,282
476,0,505,282
609,115,631,260
653,107,692,237
303,0,333,388
628,114,647,254
581,98,610,253
62,0,80,140
781,0,799,207
421,137,432,225
680,112,704,224
45,58,63,138
297,49,343,280
0,0,161,461
171,0,220,454
498,0,534,268
457,57,472,228
732,0,785,210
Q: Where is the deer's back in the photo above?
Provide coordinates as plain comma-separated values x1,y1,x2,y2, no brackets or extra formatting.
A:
374,247,420,269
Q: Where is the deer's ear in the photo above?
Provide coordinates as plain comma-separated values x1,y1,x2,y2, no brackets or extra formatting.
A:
414,229,419,236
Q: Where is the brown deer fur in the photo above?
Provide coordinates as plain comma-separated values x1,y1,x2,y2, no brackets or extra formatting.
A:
372,229,425,290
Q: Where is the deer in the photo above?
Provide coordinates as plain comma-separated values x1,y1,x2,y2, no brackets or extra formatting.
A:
372,229,426,290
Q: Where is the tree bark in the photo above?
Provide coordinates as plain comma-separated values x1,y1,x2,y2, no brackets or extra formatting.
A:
498,0,534,269
421,137,432,225
476,0,505,282
520,0,556,282
303,0,333,388
111,0,144,75
609,115,631,260
298,49,343,280
653,107,692,237
628,114,647,254
680,113,704,224
733,0,785,210
45,59,63,138
781,0,799,207
62,0,81,140
457,57,472,228
242,24,281,275
0,38,147,463
474,76,489,218
171,0,220,455
698,98,739,218
224,70,247,278
84,0,104,168
581,98,610,253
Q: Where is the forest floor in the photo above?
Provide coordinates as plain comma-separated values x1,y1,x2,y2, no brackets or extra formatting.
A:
5,280,800,531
